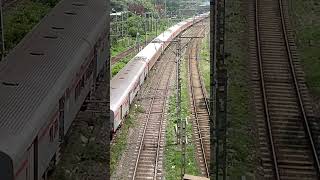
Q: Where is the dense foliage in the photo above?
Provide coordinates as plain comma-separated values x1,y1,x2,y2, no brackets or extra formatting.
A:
3,1,53,55
3,0,60,55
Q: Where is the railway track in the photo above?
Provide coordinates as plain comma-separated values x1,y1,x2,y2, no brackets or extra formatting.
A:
128,23,203,180
249,0,320,179
130,50,173,180
187,22,210,177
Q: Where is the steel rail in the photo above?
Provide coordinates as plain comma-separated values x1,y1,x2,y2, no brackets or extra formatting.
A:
132,26,197,180
132,56,170,180
254,0,280,179
188,27,210,177
255,0,320,178
278,0,320,174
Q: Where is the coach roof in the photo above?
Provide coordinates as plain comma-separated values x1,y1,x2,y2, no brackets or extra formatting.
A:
0,0,106,161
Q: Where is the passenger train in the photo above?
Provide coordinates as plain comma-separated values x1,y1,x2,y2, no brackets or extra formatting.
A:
110,12,209,134
0,0,107,179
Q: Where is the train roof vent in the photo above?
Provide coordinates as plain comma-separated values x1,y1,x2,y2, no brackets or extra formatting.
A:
72,2,86,6
30,52,44,56
43,35,58,39
2,81,19,87
64,11,77,15
119,77,125,80
51,26,65,30
111,87,116,89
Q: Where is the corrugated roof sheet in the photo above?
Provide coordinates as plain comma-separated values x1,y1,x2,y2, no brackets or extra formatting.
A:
0,0,106,159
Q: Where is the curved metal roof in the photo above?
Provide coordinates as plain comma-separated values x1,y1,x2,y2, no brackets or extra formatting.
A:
110,13,209,113
0,0,107,162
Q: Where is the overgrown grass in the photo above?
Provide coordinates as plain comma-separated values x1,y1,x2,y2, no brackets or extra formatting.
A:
3,0,54,54
110,103,144,173
164,53,200,179
224,0,255,176
289,0,320,95
199,32,210,94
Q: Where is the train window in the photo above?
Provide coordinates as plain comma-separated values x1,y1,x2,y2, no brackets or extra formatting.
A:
54,120,58,139
74,85,77,100
88,61,94,77
85,69,89,80
49,126,54,142
98,38,102,48
26,167,29,180
120,106,122,118
66,88,70,99
75,83,80,100
89,49,94,60
80,76,84,88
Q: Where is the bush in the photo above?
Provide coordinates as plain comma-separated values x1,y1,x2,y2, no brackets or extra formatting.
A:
4,1,51,54
127,15,144,37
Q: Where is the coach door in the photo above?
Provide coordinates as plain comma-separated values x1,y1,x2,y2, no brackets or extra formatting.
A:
58,96,65,142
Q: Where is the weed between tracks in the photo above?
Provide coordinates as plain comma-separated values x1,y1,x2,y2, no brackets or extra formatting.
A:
224,0,256,176
164,51,200,179
288,0,320,95
199,32,210,94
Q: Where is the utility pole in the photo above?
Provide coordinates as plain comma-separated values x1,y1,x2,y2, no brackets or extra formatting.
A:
144,13,147,46
0,0,5,61
164,0,167,19
181,116,186,179
155,18,158,36
164,0,168,27
212,0,227,179
176,36,182,146
151,12,153,32
175,36,185,180
136,32,140,52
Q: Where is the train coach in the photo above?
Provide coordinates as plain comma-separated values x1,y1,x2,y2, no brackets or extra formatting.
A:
0,0,107,180
110,13,209,135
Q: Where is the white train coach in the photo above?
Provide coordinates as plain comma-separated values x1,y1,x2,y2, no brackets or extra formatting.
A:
110,13,209,136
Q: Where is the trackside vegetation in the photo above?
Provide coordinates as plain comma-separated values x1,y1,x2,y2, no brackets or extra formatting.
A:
288,0,320,96
164,50,200,179
3,0,59,55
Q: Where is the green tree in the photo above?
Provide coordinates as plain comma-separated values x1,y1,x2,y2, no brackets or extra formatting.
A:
127,15,144,37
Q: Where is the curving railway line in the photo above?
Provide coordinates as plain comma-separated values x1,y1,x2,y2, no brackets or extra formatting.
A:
187,22,210,178
128,22,205,180
130,45,173,180
249,0,320,179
